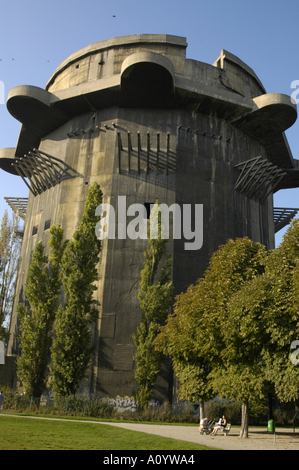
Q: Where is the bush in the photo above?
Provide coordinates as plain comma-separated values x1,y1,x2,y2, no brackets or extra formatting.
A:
52,395,114,417
0,385,17,410
0,385,294,426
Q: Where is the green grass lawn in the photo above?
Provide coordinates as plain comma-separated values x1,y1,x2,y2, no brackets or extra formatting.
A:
0,414,217,450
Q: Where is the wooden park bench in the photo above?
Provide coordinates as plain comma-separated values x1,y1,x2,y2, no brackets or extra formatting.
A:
214,423,231,436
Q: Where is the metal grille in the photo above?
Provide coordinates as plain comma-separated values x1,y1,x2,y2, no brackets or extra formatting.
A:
4,197,28,221
235,157,286,203
274,208,299,233
11,149,82,197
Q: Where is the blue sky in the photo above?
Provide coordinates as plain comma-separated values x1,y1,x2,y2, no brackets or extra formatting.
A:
0,0,298,246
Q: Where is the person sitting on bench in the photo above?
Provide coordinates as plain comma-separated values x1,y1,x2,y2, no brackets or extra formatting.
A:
211,415,227,436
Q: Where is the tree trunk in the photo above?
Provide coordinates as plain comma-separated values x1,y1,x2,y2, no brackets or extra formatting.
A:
199,401,205,421
239,399,249,438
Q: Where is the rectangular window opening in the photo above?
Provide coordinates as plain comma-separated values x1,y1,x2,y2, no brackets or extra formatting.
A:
144,202,155,220
44,220,51,231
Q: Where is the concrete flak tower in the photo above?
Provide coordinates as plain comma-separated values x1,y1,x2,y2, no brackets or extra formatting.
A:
0,35,298,399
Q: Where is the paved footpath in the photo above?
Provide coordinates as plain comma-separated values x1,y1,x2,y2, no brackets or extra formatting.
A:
1,414,299,450
99,421,299,450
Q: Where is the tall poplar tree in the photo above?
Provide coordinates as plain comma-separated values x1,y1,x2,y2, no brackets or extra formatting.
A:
133,202,174,409
0,210,22,344
50,183,103,397
17,224,65,397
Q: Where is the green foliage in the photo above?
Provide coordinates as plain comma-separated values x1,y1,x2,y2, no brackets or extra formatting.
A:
50,183,103,397
261,219,299,402
133,201,174,409
157,238,268,406
225,220,299,403
208,364,266,403
17,225,65,397
205,399,268,426
157,222,299,434
156,280,213,404
133,322,163,407
0,210,21,344
173,363,212,403
0,384,18,410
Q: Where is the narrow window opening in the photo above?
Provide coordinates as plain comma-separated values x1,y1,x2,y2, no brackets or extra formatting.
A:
144,202,155,219
44,220,51,231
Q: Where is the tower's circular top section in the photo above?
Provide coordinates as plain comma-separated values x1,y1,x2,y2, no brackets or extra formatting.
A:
1,33,297,185
46,34,188,93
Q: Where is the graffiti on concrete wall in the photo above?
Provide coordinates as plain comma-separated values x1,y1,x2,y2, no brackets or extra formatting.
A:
106,396,160,412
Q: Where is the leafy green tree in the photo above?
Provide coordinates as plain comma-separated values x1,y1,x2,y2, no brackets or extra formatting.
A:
17,224,65,397
0,210,22,344
220,272,274,437
157,237,268,437
261,219,299,403
133,202,174,409
221,220,299,427
155,281,214,419
50,183,103,397
157,223,299,435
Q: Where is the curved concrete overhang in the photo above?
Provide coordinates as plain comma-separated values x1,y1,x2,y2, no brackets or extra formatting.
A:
0,147,19,175
121,51,175,79
7,85,69,137
49,75,120,115
120,52,176,108
232,93,297,170
252,93,297,131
